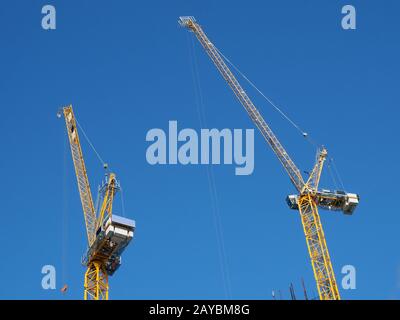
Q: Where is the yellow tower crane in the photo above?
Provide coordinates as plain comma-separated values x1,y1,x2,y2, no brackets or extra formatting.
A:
59,105,136,300
179,16,359,300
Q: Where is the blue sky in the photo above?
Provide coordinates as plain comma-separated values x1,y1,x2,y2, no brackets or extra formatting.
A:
0,0,399,299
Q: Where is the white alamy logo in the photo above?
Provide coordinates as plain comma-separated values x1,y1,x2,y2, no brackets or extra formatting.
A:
341,264,356,290
341,5,356,30
146,121,254,175
41,265,56,290
41,5,56,30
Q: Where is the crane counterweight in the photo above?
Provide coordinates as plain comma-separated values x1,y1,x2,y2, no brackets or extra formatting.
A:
286,191,359,215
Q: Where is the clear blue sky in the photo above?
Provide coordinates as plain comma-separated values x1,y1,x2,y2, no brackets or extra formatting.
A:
0,0,399,300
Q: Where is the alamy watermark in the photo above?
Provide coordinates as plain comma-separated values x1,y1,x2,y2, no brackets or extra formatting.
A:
146,121,255,175
41,5,56,30
341,264,356,290
342,5,356,30
41,265,56,290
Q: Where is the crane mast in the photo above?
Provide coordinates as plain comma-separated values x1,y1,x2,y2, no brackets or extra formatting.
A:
179,16,359,300
60,105,135,300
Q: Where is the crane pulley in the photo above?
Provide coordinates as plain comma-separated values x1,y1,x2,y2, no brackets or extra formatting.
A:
180,16,359,300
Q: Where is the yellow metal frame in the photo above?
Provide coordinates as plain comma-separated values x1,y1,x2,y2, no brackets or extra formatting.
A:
63,105,97,247
303,148,327,194
84,261,109,300
96,173,117,231
298,194,340,300
298,148,340,300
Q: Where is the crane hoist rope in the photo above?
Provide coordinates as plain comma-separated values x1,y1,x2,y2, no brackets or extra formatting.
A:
188,34,232,298
214,46,309,139
61,134,69,294
215,39,347,188
329,157,346,191
75,118,109,170
179,16,360,300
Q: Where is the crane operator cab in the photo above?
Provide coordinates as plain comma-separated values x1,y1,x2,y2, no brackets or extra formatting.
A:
83,215,136,276
286,190,360,215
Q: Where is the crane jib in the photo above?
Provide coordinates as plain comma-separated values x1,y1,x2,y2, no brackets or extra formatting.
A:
183,18,305,192
63,106,97,246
